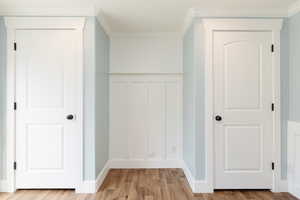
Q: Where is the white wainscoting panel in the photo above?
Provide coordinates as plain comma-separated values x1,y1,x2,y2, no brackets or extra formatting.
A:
110,74,182,166
288,121,300,198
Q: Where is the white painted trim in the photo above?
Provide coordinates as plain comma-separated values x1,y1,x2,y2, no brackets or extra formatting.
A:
288,0,300,17
0,7,96,17
3,17,85,193
96,10,112,37
95,162,110,193
181,8,287,35
109,159,182,169
0,180,9,192
192,8,287,18
203,19,283,192
4,17,85,29
182,161,213,193
76,162,110,194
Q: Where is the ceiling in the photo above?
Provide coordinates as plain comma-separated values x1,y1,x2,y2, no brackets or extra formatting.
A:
0,0,297,32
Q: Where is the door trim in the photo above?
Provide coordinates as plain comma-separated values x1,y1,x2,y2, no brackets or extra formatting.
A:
202,19,283,192
4,17,85,192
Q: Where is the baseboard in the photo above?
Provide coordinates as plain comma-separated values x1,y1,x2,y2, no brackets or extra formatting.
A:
182,161,213,193
95,162,110,192
0,180,9,192
278,180,288,192
76,161,110,193
108,159,182,169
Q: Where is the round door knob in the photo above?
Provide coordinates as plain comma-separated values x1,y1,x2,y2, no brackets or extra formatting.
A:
215,115,222,121
66,114,74,120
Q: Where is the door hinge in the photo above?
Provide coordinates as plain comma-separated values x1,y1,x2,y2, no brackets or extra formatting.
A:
14,42,17,51
271,44,274,53
272,162,275,170
14,102,17,110
14,162,17,170
271,103,275,112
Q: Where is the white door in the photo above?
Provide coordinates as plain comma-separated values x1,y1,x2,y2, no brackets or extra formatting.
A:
214,31,273,189
15,29,82,189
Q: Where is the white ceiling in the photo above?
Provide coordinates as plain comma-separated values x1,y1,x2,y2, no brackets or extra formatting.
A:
0,0,297,32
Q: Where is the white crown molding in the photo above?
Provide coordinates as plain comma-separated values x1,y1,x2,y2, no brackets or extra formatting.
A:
0,6,96,16
288,0,300,17
96,9,112,37
181,7,287,36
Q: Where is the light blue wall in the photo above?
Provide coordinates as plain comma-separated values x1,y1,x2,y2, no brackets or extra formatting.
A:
183,24,196,177
289,12,300,122
83,17,96,180
94,19,110,177
281,19,289,179
0,17,6,180
183,22,206,180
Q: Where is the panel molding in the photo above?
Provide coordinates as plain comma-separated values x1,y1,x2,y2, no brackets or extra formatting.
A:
110,74,182,163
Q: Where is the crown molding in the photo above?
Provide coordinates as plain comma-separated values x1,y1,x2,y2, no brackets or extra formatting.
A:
288,0,300,17
96,9,112,37
181,7,287,36
0,6,96,16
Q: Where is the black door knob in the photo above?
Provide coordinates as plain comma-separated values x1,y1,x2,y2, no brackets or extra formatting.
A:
66,114,74,120
215,115,222,121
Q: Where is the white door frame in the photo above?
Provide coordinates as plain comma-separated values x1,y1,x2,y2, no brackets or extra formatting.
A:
4,17,85,192
202,19,283,192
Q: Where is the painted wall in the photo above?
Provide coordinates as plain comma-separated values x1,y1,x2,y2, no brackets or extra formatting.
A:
0,17,6,180
182,21,206,180
281,19,289,179
289,13,300,122
110,34,182,73
94,18,110,177
183,24,196,177
83,17,96,180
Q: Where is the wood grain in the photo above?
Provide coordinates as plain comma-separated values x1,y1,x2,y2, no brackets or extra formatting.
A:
0,169,298,200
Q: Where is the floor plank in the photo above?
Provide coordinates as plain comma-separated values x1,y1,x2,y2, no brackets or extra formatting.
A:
0,169,298,200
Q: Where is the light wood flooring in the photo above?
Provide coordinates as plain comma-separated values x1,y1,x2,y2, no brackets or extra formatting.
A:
0,169,298,200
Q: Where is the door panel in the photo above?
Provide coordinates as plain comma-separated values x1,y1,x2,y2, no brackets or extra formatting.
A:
214,31,273,189
16,29,81,189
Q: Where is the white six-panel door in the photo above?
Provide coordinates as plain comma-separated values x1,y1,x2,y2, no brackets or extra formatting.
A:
214,31,273,189
15,29,82,189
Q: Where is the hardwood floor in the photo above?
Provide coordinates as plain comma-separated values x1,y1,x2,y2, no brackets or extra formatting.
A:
0,169,298,200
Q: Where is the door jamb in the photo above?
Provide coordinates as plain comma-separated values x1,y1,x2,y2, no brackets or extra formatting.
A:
4,17,85,192
202,19,283,192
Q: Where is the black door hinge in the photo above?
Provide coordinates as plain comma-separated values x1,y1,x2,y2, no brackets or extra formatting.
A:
14,42,17,51
272,162,275,170
271,103,275,112
14,102,17,110
271,44,274,53
14,162,17,170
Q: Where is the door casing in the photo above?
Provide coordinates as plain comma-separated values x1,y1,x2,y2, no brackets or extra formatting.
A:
4,17,85,193
202,19,283,192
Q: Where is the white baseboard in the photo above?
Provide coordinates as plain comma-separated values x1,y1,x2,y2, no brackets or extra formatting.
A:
76,162,110,193
108,159,182,169
95,162,110,192
182,161,213,193
0,180,9,192
278,180,288,192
